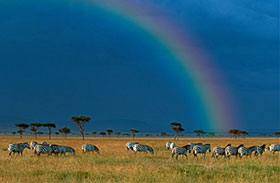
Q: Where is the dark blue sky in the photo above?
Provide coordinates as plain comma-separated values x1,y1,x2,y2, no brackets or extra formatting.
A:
0,0,279,132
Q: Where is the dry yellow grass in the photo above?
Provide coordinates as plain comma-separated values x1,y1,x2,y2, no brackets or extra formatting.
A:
0,136,279,183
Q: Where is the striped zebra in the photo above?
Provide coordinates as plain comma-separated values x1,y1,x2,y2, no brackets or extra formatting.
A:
170,142,176,150
166,142,171,149
65,146,75,155
172,145,192,159
238,146,257,158
82,144,99,153
50,144,67,155
30,141,37,150
41,142,48,145
126,142,139,151
34,144,53,156
269,144,280,154
212,144,231,159
225,144,244,158
193,144,211,158
188,143,203,153
8,142,30,156
133,144,154,155
255,144,266,156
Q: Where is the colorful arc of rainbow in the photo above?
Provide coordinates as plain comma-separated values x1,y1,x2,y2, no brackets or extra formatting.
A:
82,0,237,130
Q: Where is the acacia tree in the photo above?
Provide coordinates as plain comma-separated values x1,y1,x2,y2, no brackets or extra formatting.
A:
15,123,29,138
42,122,56,139
208,132,215,137
92,131,97,137
274,131,280,138
239,130,248,138
161,132,167,137
115,132,121,137
30,123,42,139
229,129,240,139
71,116,91,140
193,129,206,138
106,129,113,138
130,128,139,140
170,122,184,140
59,127,71,138
100,131,106,137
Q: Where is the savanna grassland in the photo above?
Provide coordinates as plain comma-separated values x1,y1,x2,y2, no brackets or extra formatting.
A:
0,136,279,183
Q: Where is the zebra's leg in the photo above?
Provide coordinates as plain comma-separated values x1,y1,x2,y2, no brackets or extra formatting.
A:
8,152,11,156
176,155,178,160
184,154,188,159
172,153,174,159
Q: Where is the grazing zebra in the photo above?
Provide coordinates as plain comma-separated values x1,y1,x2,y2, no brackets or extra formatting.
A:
30,141,37,150
82,144,99,153
133,144,154,155
65,146,75,155
34,144,53,156
212,144,231,159
126,142,139,151
238,146,256,158
41,142,48,145
193,144,211,158
166,142,171,149
225,144,244,158
8,142,30,156
269,144,280,154
50,144,67,155
172,146,191,159
255,144,266,156
188,143,203,153
170,142,176,150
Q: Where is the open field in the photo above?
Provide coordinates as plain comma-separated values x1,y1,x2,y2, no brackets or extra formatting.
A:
0,137,279,183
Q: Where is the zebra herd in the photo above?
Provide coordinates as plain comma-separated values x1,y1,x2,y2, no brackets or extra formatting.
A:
7,141,280,160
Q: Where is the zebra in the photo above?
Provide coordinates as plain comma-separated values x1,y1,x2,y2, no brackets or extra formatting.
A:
65,146,75,155
225,144,244,158
188,143,203,153
133,144,154,155
212,144,231,159
41,141,48,145
8,142,30,156
255,144,266,156
172,145,191,159
30,141,37,150
166,142,171,149
193,144,211,158
238,146,256,158
82,144,99,153
170,142,176,150
126,142,139,151
34,144,53,156
50,144,67,155
269,144,280,154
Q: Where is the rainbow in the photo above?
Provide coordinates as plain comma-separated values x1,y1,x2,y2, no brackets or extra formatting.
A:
78,0,237,130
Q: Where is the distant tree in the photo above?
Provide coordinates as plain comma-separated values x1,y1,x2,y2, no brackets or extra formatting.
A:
122,133,130,136
37,131,44,137
92,131,97,136
15,123,29,138
170,122,184,140
12,131,17,136
86,132,89,136
161,132,167,137
208,132,215,137
55,132,60,136
229,129,240,139
100,131,106,137
193,129,206,138
239,130,248,138
30,123,42,139
42,122,56,139
145,133,150,137
71,115,91,140
274,131,280,138
130,128,139,140
115,132,121,137
106,129,113,137
59,127,71,138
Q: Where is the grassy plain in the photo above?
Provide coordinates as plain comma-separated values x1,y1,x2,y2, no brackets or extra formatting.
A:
0,136,279,183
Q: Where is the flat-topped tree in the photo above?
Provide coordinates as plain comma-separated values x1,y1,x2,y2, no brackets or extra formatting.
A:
100,131,106,137
130,128,139,140
115,132,120,137
193,129,206,139
275,131,280,138
30,123,42,139
229,129,240,139
15,123,29,138
170,122,184,140
59,127,71,138
239,130,248,138
106,129,113,138
71,115,91,140
42,122,56,139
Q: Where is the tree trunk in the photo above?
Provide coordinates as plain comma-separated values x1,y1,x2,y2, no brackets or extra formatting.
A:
81,131,85,140
48,128,51,139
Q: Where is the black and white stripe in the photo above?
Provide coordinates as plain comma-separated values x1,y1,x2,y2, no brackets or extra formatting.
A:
82,144,99,153
34,144,53,156
212,144,231,158
269,144,280,154
65,146,75,155
30,141,37,150
255,144,265,156
193,144,211,158
172,145,192,159
8,142,30,156
126,142,139,151
133,144,154,155
225,144,244,158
